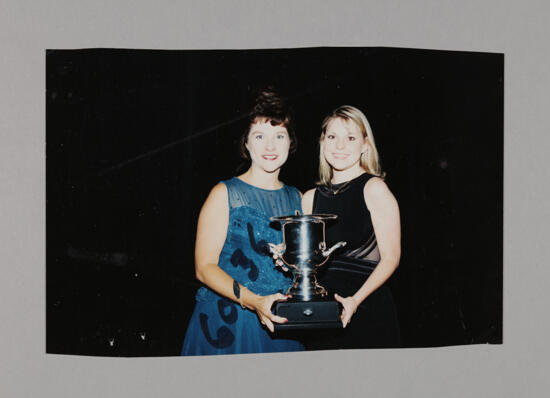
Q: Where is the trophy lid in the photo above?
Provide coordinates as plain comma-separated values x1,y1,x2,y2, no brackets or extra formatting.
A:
270,213,338,223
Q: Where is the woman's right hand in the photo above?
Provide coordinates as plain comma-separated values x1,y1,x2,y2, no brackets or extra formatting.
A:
251,292,289,333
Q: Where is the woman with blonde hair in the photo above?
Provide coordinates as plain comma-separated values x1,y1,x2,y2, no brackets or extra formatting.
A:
301,105,401,349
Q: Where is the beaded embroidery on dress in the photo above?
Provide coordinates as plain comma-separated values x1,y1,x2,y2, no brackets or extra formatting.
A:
181,177,304,355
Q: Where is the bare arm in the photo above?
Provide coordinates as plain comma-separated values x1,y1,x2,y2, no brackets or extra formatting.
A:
194,183,288,332
335,177,401,327
301,188,316,214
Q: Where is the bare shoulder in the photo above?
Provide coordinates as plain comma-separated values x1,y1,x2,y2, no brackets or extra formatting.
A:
363,177,397,208
364,176,389,195
302,188,317,214
209,182,228,198
202,182,229,211
303,188,316,202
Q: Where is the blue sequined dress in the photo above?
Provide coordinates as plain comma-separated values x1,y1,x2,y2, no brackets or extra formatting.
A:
181,177,304,355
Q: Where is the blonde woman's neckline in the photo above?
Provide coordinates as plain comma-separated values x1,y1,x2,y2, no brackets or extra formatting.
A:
330,172,368,186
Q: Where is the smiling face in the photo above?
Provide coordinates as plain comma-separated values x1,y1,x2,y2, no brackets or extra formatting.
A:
322,117,369,173
245,119,291,174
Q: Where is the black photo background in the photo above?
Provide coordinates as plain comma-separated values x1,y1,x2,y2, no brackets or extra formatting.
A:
46,48,503,356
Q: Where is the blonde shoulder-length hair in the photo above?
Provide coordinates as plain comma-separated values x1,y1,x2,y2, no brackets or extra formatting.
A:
318,105,385,185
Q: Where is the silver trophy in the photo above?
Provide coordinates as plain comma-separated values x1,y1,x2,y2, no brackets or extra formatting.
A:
270,214,346,330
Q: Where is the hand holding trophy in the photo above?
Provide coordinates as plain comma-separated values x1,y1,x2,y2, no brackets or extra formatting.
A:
269,214,346,330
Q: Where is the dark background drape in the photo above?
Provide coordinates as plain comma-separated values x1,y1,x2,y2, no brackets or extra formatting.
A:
46,47,503,356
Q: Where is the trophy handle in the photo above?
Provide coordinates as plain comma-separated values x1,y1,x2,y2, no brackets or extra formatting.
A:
268,242,298,271
268,242,286,256
321,241,347,257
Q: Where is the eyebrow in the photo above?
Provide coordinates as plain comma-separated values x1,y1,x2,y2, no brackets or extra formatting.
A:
250,130,288,135
326,130,359,136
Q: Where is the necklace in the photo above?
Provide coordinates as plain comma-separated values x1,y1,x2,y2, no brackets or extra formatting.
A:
319,179,353,196
319,173,368,196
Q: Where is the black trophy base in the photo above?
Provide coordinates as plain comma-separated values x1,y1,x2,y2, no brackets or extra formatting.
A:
273,299,343,330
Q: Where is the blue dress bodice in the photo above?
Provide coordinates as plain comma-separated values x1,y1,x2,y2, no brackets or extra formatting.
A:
196,177,301,300
182,177,304,355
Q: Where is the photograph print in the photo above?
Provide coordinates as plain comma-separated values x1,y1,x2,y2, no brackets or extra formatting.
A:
46,46,503,356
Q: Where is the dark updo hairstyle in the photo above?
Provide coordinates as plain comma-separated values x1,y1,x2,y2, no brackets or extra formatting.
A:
239,86,297,160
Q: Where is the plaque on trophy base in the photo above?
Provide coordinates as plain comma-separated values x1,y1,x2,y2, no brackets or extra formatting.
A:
273,299,342,330
269,214,346,331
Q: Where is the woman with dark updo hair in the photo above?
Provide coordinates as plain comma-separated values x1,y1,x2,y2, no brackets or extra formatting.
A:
181,88,304,356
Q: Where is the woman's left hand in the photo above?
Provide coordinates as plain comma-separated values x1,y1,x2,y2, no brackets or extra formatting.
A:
334,293,359,328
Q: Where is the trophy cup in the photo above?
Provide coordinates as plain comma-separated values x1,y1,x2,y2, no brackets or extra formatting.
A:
270,214,346,330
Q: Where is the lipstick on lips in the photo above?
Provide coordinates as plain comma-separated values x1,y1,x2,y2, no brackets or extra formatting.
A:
262,154,278,160
331,153,349,159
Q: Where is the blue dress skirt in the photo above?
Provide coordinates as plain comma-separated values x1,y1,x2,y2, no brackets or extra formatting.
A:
181,177,304,356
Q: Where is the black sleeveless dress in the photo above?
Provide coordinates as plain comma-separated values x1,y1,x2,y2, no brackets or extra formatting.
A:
306,172,401,350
